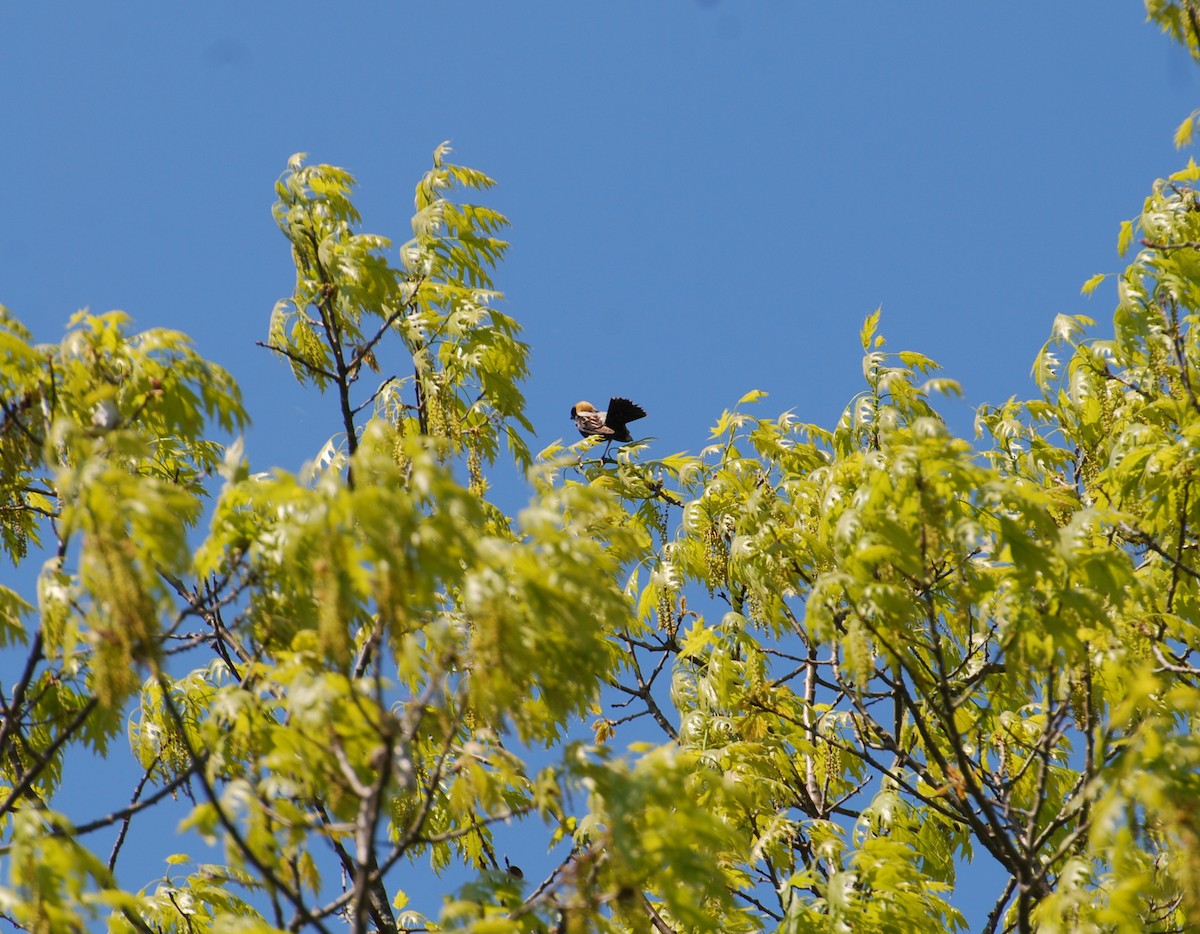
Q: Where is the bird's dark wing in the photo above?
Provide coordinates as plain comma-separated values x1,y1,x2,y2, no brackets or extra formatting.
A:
606,397,646,426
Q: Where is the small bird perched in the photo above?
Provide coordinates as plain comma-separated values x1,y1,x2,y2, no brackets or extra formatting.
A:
570,397,647,462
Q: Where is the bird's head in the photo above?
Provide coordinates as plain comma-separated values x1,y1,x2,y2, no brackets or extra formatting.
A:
570,400,595,419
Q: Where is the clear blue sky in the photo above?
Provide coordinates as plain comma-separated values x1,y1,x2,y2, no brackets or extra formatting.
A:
2,2,1196,927
4,3,1195,474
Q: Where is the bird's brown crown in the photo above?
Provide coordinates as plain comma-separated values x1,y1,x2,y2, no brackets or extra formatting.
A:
573,401,596,413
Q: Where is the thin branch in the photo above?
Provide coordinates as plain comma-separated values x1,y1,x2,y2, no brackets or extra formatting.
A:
59,756,197,839
352,376,401,417
106,758,160,871
0,630,46,766
1120,523,1200,582
513,847,576,917
608,666,678,743
641,893,678,934
1142,238,1200,252
255,341,337,382
151,671,335,934
983,877,1017,934
0,694,97,818
348,278,425,378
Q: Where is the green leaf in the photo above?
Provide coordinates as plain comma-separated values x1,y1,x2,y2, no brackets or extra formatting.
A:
897,350,939,373
1174,112,1196,149
919,377,962,397
0,585,31,646
1117,219,1134,257
1169,155,1200,181
1050,313,1093,343
860,306,882,351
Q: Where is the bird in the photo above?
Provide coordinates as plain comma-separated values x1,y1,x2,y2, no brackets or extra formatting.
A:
570,397,647,462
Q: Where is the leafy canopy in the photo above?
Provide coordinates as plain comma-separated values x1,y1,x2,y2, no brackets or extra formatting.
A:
5,11,1200,931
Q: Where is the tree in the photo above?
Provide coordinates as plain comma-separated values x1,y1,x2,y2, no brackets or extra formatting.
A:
3,13,1200,934
0,143,740,934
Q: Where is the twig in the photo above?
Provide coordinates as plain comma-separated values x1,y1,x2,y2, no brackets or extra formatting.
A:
1120,523,1200,582
982,877,1017,934
352,376,401,416
641,893,678,933
255,341,337,382
0,695,97,818
1142,238,1200,252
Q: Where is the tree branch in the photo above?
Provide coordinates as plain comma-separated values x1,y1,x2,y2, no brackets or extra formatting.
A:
255,341,337,382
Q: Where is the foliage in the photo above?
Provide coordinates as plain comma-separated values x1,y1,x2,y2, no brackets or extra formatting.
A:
1147,0,1200,61
5,13,1200,930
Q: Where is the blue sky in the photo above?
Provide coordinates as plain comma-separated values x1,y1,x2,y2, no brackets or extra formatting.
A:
2,2,1197,928
5,3,1195,477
